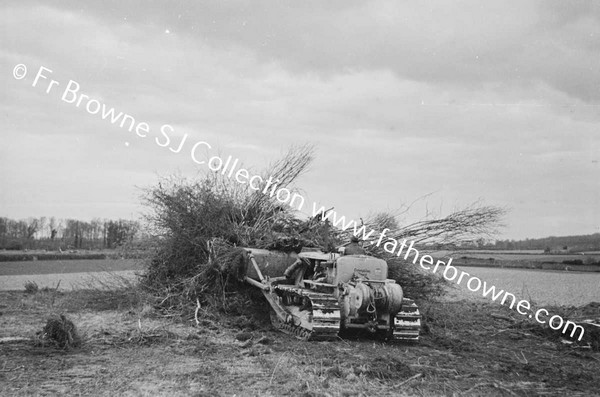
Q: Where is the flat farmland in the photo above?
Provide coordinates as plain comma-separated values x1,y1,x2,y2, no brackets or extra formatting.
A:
0,259,145,291
449,266,600,306
0,259,143,276
1,260,598,395
433,250,600,273
456,253,600,262
434,250,600,262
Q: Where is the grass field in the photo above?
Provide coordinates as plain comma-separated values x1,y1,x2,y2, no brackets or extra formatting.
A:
433,250,600,261
0,270,141,292
0,287,598,396
0,249,147,262
0,256,598,396
450,266,600,306
0,259,144,291
453,253,600,262
435,250,600,273
0,259,143,276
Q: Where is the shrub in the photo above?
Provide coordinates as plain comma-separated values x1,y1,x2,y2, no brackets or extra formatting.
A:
39,314,81,350
24,280,39,294
563,259,584,266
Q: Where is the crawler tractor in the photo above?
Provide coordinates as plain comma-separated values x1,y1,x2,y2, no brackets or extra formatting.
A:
241,248,421,342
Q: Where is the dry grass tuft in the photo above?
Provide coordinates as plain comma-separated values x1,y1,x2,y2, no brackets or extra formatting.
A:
23,280,39,294
38,314,82,350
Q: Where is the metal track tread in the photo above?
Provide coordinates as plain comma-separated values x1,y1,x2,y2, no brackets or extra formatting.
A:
393,298,422,342
270,311,312,340
272,286,341,341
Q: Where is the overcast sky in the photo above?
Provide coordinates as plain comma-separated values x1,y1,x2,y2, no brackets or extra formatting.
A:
1,0,599,240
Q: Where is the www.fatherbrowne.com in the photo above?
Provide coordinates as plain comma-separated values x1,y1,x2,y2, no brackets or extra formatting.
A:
16,63,585,341
310,204,586,341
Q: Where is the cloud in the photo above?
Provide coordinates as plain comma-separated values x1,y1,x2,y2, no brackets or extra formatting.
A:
52,0,596,103
1,1,599,238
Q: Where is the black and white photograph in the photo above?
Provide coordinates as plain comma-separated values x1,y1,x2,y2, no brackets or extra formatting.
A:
1,1,599,396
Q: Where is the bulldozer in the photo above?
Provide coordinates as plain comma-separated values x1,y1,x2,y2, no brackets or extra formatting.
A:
240,247,422,342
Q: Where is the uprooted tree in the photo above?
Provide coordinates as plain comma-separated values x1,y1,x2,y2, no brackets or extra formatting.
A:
140,144,506,316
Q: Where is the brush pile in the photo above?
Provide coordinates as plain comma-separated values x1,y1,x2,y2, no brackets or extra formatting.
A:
141,144,504,317
141,145,326,315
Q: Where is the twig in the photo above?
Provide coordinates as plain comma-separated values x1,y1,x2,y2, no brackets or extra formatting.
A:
8,374,23,382
395,373,422,388
195,298,201,326
490,313,514,322
462,382,491,395
0,337,31,344
158,294,173,306
51,279,62,307
269,353,286,385
491,329,510,337
462,382,518,396
408,365,458,374
335,335,351,346
0,365,24,372
492,383,519,397
517,351,528,364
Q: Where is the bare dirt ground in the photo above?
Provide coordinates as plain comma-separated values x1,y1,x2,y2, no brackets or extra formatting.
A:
0,289,598,397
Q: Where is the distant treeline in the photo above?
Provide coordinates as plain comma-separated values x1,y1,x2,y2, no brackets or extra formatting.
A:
449,233,600,252
490,233,600,252
2,215,599,253
0,216,140,251
415,234,600,252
